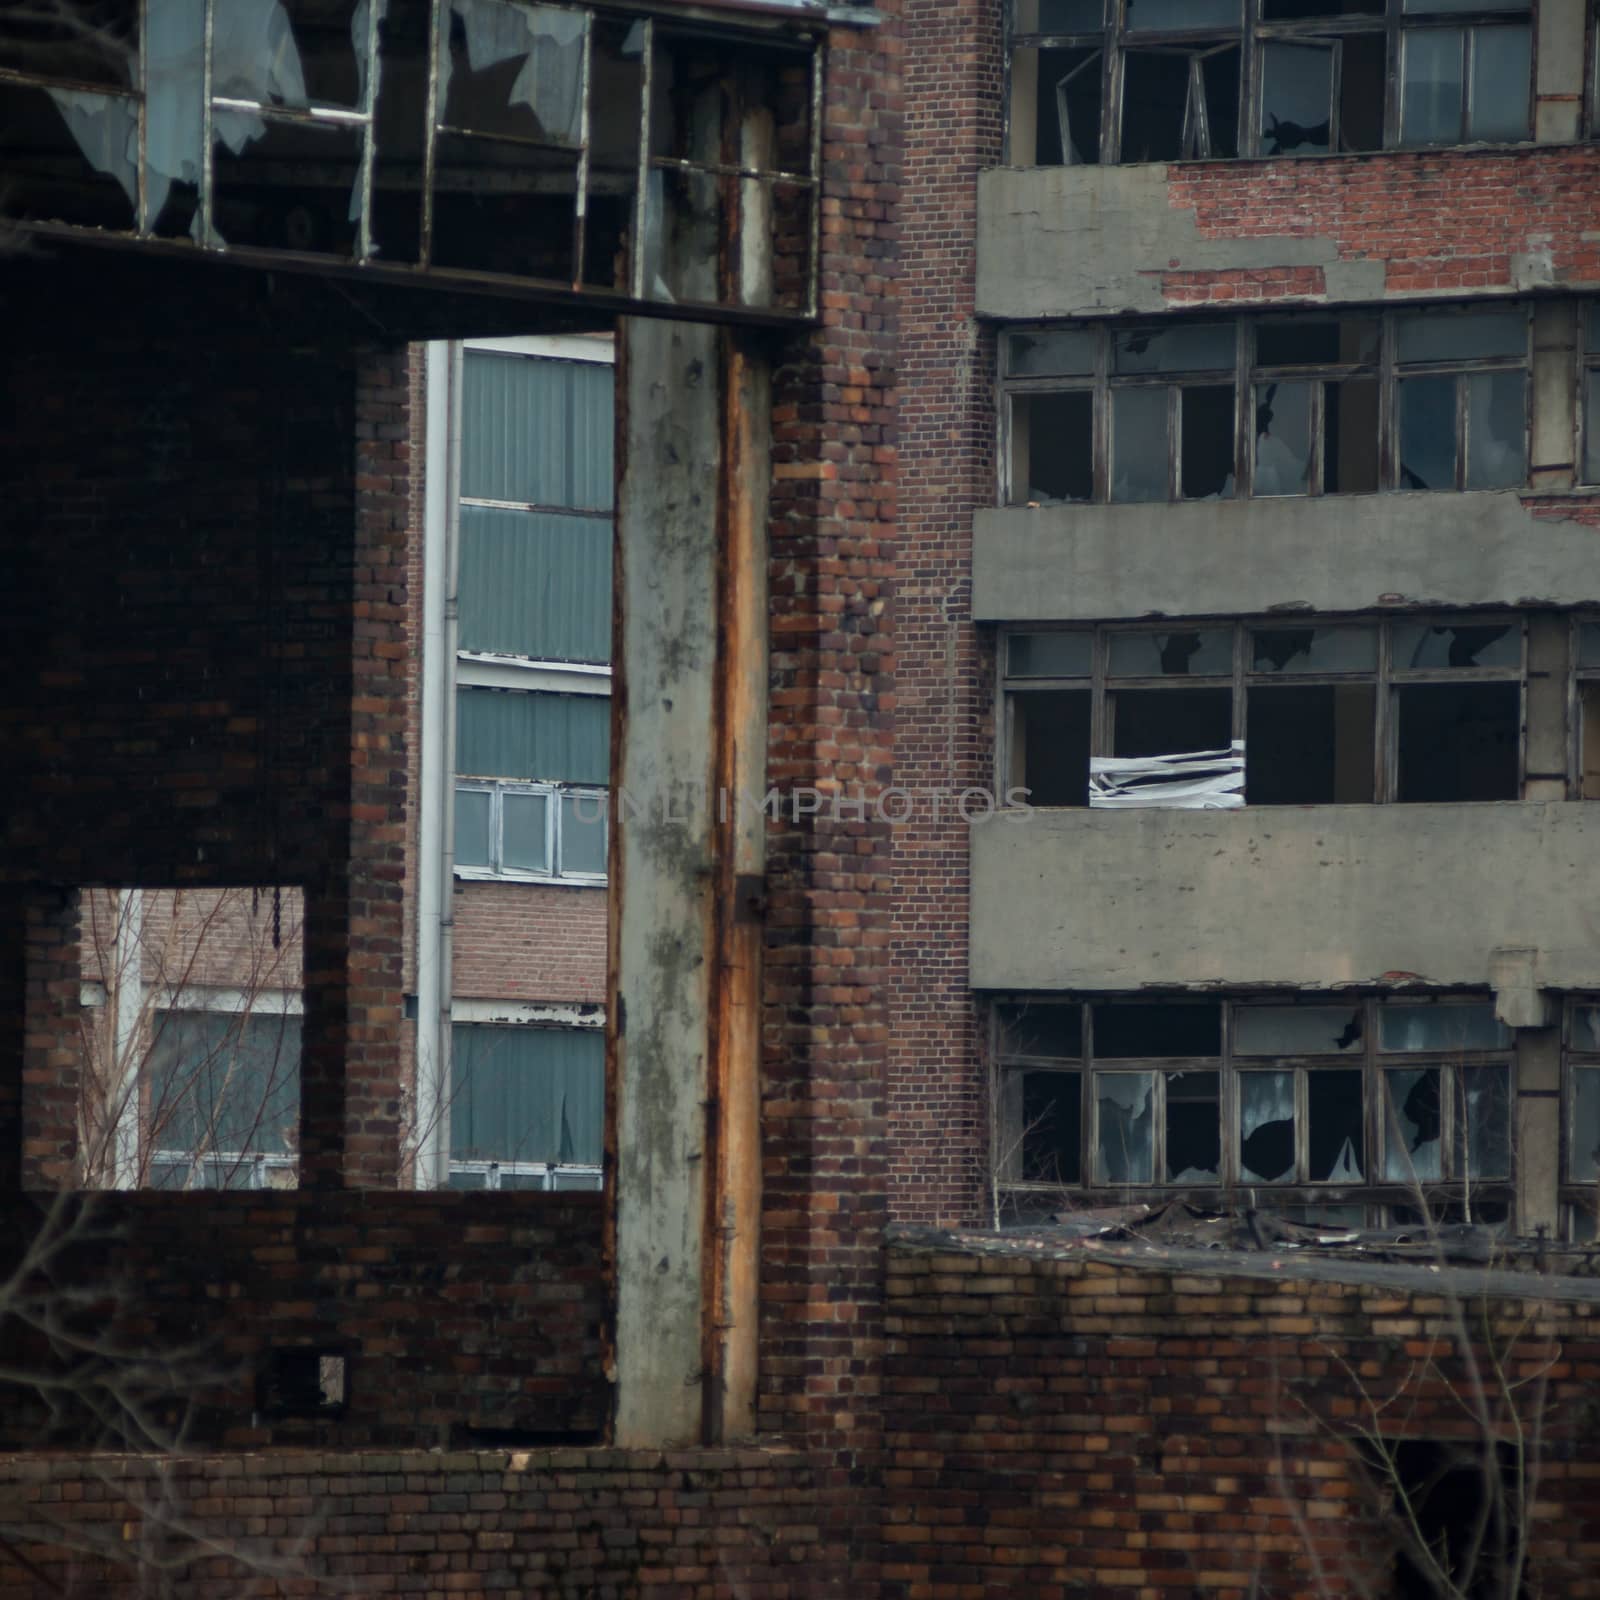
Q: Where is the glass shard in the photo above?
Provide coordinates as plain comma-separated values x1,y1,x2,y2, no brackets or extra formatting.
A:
1115,322,1234,375
1307,1070,1364,1182
1249,626,1376,674
1390,620,1518,670
1260,42,1332,157
1235,1005,1363,1055
1009,329,1097,377
1239,1070,1295,1183
1165,1070,1220,1182
1095,1072,1154,1184
1108,630,1232,677
1458,1065,1509,1181
442,0,585,145
1253,379,1312,496
1464,371,1525,490
1383,1066,1442,1182
1397,374,1456,491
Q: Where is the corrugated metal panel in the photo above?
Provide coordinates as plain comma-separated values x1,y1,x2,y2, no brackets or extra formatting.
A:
458,505,611,663
456,686,609,784
451,1023,604,1165
461,351,614,512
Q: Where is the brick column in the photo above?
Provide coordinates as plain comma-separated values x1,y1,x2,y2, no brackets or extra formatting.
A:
15,888,82,1190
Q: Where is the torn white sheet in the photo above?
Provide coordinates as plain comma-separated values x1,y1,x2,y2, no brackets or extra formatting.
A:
1089,742,1244,810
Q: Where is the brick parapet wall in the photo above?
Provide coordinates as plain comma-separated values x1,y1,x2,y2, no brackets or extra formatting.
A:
0,1444,840,1599
889,0,1002,1229
884,1235,1600,1600
0,1191,606,1453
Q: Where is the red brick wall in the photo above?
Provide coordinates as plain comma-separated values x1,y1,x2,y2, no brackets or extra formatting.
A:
889,0,1002,1229
0,1444,836,1599
884,1237,1600,1600
453,882,607,1004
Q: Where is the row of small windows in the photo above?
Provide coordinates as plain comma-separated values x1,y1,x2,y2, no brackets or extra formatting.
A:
1008,0,1540,167
1000,305,1600,506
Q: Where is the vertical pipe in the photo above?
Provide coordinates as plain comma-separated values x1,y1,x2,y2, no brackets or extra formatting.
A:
111,888,144,1188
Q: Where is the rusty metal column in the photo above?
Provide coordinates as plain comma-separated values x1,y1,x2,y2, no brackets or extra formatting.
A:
610,319,768,1446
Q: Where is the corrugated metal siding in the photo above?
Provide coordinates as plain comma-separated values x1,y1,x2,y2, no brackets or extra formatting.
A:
451,1023,604,1164
455,686,609,784
458,505,611,662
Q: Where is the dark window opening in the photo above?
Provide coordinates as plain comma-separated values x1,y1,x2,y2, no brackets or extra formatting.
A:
1038,46,1104,163
1247,683,1376,803
1165,1069,1221,1180
1395,682,1519,801
258,1349,348,1419
1094,1003,1221,1058
1386,1440,1525,1600
1000,1002,1084,1059
1308,1069,1365,1181
1022,1070,1082,1183
1180,384,1236,498
1111,687,1232,759
1013,391,1095,503
1013,689,1091,806
1121,50,1192,161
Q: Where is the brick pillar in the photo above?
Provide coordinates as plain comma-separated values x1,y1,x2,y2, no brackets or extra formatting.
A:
14,888,82,1190
758,5,900,1576
298,348,410,1190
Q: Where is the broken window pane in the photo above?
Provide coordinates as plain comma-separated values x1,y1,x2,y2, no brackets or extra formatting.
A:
1115,323,1234,374
1400,28,1464,147
1125,0,1236,28
1011,689,1092,805
1456,1065,1509,1180
1180,384,1236,498
1009,329,1097,377
1,84,140,231
1324,377,1381,492
1391,620,1519,670
1246,684,1377,803
1093,1004,1221,1058
1464,371,1525,489
1574,1006,1600,1051
432,135,580,282
1235,1005,1363,1056
1249,626,1376,674
1039,47,1104,164
1108,630,1232,676
999,1002,1084,1059
1022,1071,1083,1184
1110,387,1169,501
1383,1066,1443,1182
1239,1071,1296,1182
1396,307,1525,363
582,17,645,289
1094,1072,1154,1183
1199,46,1242,159
502,791,549,873
1397,374,1457,490
211,113,363,255
1121,50,1190,160
273,1,366,110
1009,632,1093,677
1165,1070,1220,1181
454,788,492,867
1112,688,1232,759
444,0,585,145
1337,33,1386,151
1012,392,1095,502
1260,42,1333,157
1308,1070,1365,1181
1570,1066,1600,1182
1253,380,1312,495
1379,1003,1507,1053
1468,26,1531,142
1395,682,1519,800
1585,372,1600,483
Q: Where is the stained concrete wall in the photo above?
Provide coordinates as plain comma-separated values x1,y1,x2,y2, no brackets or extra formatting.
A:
973,492,1600,622
969,802,1600,993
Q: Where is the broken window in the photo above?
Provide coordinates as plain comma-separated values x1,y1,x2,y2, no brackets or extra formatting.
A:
1002,307,1528,504
1582,310,1600,485
1576,619,1600,799
1564,1003,1600,1235
1001,616,1526,809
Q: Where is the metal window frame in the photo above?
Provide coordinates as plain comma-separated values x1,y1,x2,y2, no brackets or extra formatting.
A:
999,306,1533,506
1004,0,1534,164
1570,613,1600,798
453,777,609,884
148,1149,298,1190
1557,998,1600,1238
1578,305,1600,486
448,1158,604,1190
998,614,1527,807
993,994,1516,1218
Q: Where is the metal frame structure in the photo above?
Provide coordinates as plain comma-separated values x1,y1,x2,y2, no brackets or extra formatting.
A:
453,777,609,882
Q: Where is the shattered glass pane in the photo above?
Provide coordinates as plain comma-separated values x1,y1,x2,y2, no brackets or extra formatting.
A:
1235,1005,1363,1055
1379,1003,1508,1053
1165,1071,1220,1182
1108,630,1232,677
1464,371,1525,489
1115,323,1234,374
1008,329,1096,377
1395,308,1525,363
1457,1065,1509,1180
211,112,362,255
1094,1072,1154,1184
1390,620,1518,670
1400,28,1464,147
1573,1006,1600,1051
998,1002,1083,1059
1249,626,1376,674
1253,380,1312,495
3,84,140,231
1570,1067,1600,1182
1093,1004,1221,1058
270,1,366,110
1008,633,1093,678
1260,42,1332,157
1021,1070,1082,1184
1125,0,1237,28
443,0,585,145
1468,25,1531,142
1239,1071,1295,1183
1180,385,1236,500
1308,1070,1364,1182
1397,374,1456,491
1383,1067,1442,1183
454,788,492,868
502,791,549,872
1014,392,1094,502
433,134,580,281
1110,387,1169,502
642,165,724,304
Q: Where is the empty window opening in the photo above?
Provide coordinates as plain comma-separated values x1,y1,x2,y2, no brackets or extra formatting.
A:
1011,391,1095,503
1110,688,1232,758
1020,1070,1083,1184
1010,689,1091,806
1246,683,1376,804
258,1349,348,1420
1394,682,1520,803
1384,1440,1525,1600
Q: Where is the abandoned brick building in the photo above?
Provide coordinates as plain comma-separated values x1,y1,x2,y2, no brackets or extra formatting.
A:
7,0,1600,1595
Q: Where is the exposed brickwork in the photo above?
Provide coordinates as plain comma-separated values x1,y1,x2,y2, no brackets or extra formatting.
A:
889,0,1002,1228
884,1237,1600,1600
453,882,607,1004
0,1191,605,1452
1162,146,1600,307
0,1445,838,1599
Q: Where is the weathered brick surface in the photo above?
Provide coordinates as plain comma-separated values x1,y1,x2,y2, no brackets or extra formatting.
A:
452,882,606,1003
884,1238,1600,1600
0,1446,839,1599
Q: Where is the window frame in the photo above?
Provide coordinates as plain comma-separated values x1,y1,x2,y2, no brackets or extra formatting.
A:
999,305,1534,506
453,777,609,885
1579,305,1600,487
1005,0,1535,166
994,994,1516,1222
999,615,1529,807
1562,999,1600,1239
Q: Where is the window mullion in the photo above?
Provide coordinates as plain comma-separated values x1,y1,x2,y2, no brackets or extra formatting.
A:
1375,623,1396,803
1379,311,1397,490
